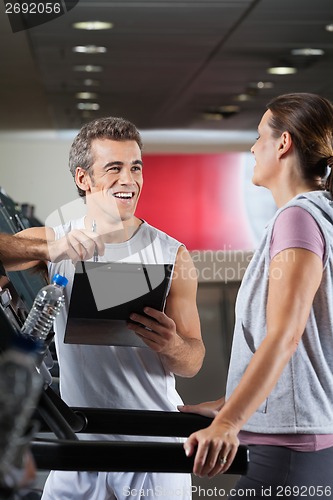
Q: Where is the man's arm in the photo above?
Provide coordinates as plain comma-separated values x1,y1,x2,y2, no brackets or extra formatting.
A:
0,228,50,271
0,226,105,271
127,245,205,377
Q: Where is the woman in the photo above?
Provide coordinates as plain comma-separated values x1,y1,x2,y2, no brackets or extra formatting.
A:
180,93,333,498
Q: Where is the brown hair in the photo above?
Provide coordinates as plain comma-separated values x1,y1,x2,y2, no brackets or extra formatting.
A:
69,116,143,198
266,93,333,196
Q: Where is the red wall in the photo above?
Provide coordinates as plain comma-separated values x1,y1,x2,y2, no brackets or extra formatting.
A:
136,153,254,251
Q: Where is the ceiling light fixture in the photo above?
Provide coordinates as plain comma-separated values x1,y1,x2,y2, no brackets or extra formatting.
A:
218,105,240,113
73,45,107,54
202,105,240,120
267,65,297,75
249,81,274,89
77,102,100,111
72,21,113,30
202,112,224,121
83,79,100,86
234,93,252,102
73,65,103,72
325,23,333,32
291,48,324,56
81,111,93,119
75,92,98,99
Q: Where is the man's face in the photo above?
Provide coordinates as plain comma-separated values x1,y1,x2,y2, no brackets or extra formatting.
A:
78,138,143,223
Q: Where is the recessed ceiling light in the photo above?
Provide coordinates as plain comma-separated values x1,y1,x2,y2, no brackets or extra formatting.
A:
77,102,100,111
76,92,98,99
234,93,252,102
83,79,100,86
202,105,240,120
291,48,324,56
218,105,240,113
73,45,107,54
73,65,103,72
202,112,224,121
325,23,333,32
73,21,113,30
267,66,297,75
81,111,93,119
249,81,274,89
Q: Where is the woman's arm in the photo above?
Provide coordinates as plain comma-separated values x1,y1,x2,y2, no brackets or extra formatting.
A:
183,247,323,477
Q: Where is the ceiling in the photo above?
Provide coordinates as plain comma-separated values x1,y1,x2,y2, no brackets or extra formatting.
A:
1,0,333,133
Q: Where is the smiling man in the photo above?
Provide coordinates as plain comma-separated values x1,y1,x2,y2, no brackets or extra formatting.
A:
3,116,204,500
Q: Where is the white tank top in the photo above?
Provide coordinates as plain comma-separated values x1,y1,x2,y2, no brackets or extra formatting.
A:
48,218,183,440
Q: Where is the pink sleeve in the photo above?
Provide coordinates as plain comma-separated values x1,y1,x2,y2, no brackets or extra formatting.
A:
270,206,325,261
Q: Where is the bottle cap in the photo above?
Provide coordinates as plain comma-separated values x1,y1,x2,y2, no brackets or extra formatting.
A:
52,274,69,287
10,333,42,353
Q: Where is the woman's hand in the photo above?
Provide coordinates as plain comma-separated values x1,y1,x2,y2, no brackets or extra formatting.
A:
183,420,239,478
178,397,225,419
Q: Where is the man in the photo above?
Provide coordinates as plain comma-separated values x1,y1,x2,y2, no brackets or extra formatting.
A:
2,116,205,499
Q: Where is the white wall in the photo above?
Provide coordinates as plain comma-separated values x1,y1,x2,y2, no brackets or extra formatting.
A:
0,133,78,224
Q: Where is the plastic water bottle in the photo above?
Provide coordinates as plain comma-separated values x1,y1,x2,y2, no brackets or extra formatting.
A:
21,273,68,342
0,335,43,485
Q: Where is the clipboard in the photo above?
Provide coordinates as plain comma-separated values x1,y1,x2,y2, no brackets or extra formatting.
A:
64,261,173,347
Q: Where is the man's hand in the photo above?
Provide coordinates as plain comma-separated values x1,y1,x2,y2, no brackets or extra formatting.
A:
48,229,105,264
127,307,178,353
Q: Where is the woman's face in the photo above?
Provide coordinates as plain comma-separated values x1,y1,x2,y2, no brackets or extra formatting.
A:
250,109,282,189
